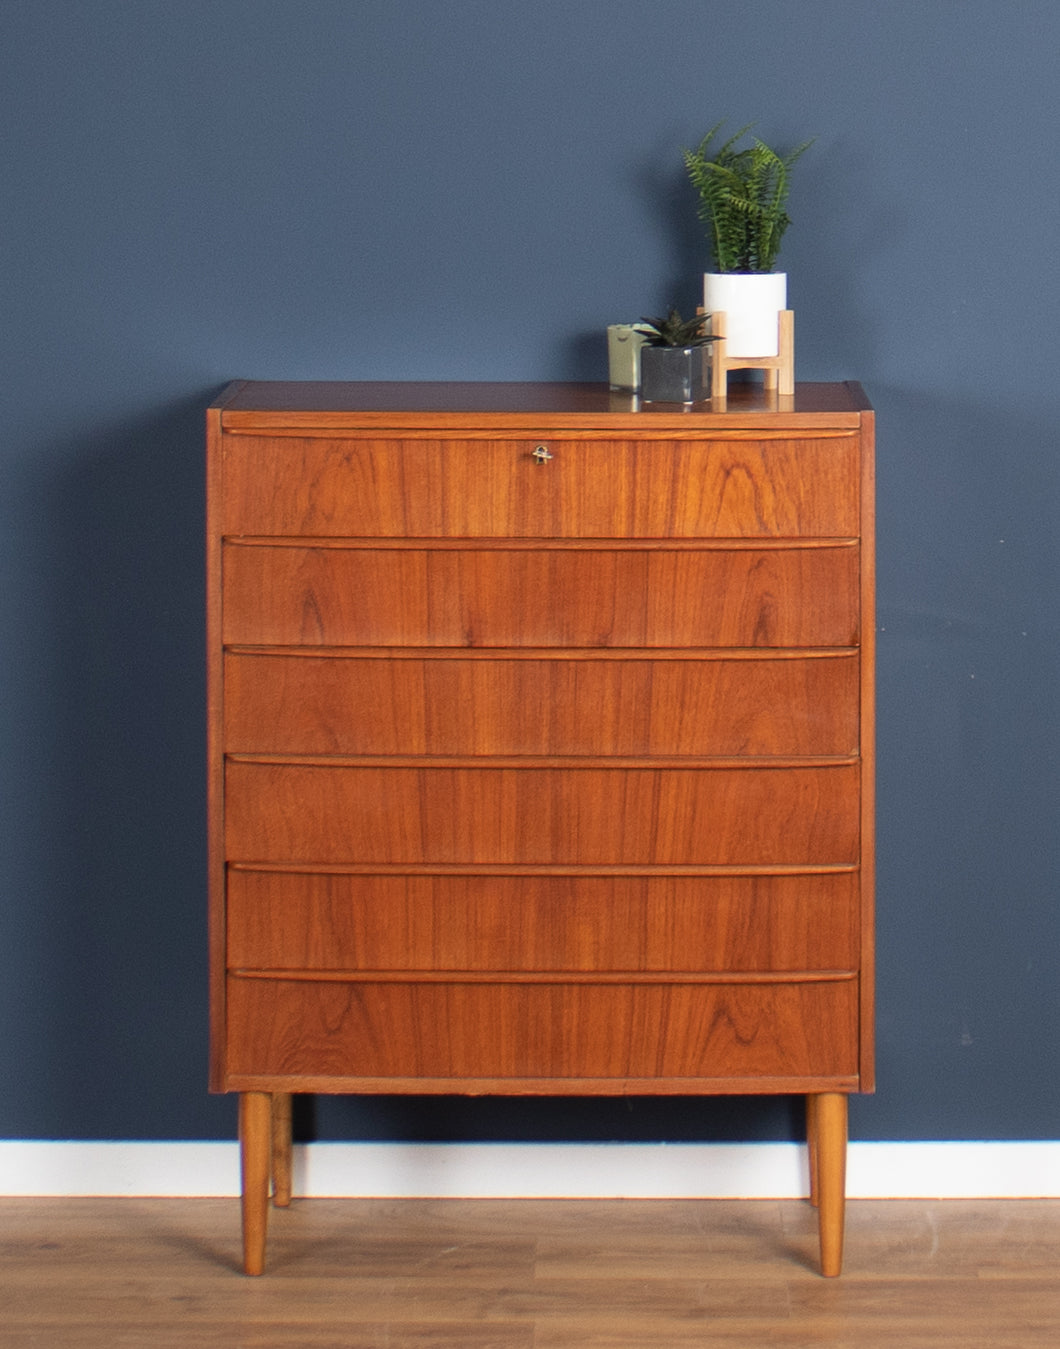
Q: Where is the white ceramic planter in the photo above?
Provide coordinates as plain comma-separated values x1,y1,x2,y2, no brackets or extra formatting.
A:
703,272,787,358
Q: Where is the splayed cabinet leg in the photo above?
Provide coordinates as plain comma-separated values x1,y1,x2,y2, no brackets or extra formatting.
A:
239,1091,271,1276
271,1092,293,1208
806,1093,820,1208
814,1092,848,1277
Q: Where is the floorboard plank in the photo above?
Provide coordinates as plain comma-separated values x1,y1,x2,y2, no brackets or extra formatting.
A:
0,1198,1057,1347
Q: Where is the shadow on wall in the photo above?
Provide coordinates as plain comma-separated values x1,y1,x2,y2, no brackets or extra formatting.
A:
870,382,1060,1138
13,393,233,1138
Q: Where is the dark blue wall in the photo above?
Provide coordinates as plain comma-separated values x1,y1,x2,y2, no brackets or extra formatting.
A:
3,1,1058,1143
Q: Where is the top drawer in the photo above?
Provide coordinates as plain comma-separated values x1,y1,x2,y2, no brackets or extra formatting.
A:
221,434,860,539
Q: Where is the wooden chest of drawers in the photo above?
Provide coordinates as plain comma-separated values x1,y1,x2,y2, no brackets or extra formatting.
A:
206,380,875,1276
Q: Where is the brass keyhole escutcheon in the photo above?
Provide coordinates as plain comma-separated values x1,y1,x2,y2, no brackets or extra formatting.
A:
531,444,554,464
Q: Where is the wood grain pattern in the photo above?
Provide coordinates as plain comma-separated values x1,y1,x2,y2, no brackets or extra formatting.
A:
238,1092,270,1276
226,870,860,974
814,1091,848,1276
224,761,861,866
221,542,860,649
222,434,860,538
225,977,860,1082
223,650,860,757
3,1198,1056,1346
856,407,877,1095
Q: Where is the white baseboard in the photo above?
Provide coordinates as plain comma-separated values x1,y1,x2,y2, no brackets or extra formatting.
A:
1,1140,1059,1199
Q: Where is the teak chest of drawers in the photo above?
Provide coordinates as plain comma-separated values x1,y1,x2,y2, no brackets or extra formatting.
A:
206,380,875,1277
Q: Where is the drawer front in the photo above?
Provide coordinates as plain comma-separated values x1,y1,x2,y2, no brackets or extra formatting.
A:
225,762,860,866
225,975,860,1082
222,544,860,648
224,651,859,757
222,434,860,539
227,870,860,974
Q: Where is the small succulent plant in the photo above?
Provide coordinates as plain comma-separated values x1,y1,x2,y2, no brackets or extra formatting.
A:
638,307,717,348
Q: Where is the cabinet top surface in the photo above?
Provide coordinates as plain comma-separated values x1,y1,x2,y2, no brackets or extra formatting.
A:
212,380,871,431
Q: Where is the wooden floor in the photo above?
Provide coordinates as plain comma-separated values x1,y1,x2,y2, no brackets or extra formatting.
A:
1,1197,1058,1347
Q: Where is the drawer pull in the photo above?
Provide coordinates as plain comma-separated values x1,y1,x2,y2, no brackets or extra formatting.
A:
531,444,554,464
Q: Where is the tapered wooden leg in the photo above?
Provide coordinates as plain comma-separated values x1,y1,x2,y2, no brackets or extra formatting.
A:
806,1093,820,1208
239,1092,271,1276
814,1092,848,1277
271,1092,293,1208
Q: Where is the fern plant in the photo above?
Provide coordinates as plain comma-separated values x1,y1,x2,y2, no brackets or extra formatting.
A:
683,122,814,274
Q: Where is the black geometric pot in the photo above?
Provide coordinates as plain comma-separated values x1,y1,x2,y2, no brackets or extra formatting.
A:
639,343,709,403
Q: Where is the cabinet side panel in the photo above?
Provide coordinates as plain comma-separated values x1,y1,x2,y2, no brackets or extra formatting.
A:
206,404,228,1092
858,409,877,1091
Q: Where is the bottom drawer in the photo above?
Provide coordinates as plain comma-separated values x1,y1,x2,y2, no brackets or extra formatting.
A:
225,975,858,1085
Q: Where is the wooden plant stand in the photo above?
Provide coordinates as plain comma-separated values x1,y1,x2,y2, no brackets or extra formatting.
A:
707,309,795,401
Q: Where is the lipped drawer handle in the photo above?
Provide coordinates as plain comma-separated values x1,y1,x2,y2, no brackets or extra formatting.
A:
531,444,554,464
